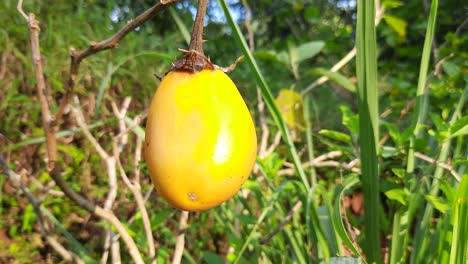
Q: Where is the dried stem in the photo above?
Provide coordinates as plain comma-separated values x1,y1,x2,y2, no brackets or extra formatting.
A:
115,133,156,264
172,211,190,264
26,13,58,168
55,0,181,123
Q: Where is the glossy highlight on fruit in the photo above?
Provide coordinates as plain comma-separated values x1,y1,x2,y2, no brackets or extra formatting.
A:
144,69,257,211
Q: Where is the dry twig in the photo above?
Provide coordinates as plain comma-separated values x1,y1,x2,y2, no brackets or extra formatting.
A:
55,0,182,122
172,211,190,264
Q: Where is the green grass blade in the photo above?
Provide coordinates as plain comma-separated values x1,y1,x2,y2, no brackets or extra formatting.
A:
41,206,97,263
233,181,290,264
388,209,408,264
450,175,468,263
413,76,467,261
218,0,310,190
169,7,190,45
284,227,307,264
332,175,366,262
356,0,380,262
406,0,439,173
2,121,107,151
304,98,318,186
306,186,330,261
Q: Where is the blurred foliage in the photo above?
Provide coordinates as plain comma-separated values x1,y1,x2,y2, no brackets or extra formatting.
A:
0,0,467,263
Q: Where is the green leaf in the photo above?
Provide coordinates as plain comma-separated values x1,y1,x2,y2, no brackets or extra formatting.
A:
441,61,460,77
340,105,360,135
385,188,408,206
253,50,290,66
383,15,407,38
331,175,365,261
356,0,380,261
382,121,401,145
391,168,406,179
319,129,352,144
425,195,450,213
309,68,356,92
450,175,468,263
381,147,401,158
275,89,306,131
294,41,325,63
21,204,36,233
449,115,468,138
203,252,224,264
382,0,403,9
330,257,363,264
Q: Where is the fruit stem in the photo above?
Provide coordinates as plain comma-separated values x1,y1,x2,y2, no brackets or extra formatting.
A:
170,0,215,72
188,0,209,55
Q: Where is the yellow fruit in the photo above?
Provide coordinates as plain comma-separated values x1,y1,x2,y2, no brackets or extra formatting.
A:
144,69,257,211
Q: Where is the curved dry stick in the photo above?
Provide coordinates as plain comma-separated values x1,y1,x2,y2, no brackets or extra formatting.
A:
55,0,182,122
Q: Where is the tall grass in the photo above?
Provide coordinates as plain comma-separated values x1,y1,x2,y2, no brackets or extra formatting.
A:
355,0,380,262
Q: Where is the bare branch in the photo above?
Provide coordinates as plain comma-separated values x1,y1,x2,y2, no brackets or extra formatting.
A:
414,151,461,182
55,0,182,123
24,12,58,168
279,151,361,176
17,0,28,22
172,211,189,264
116,131,156,263
263,131,282,158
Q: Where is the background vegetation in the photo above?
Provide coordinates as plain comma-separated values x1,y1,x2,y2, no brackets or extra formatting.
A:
0,0,467,263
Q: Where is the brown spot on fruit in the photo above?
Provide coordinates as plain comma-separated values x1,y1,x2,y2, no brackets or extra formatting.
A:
188,192,198,202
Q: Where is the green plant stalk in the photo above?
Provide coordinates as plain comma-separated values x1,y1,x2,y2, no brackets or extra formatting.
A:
411,71,467,262
233,181,289,264
306,186,331,261
437,207,453,264
391,1,439,261
284,226,307,264
218,0,310,190
41,206,96,263
304,97,318,186
406,0,438,174
389,210,407,264
450,176,468,263
356,0,380,262
169,7,190,45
